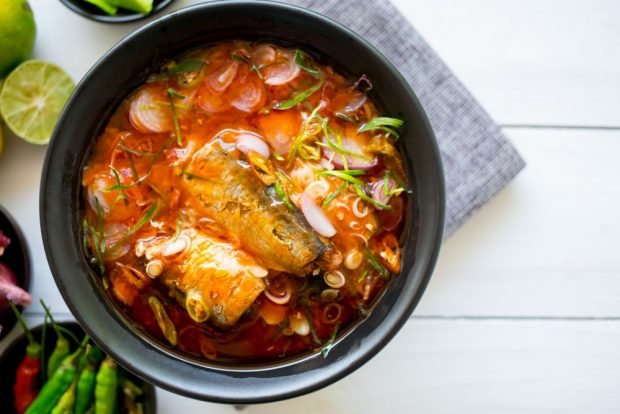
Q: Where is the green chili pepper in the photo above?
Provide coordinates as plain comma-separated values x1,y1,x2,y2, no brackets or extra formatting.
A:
40,300,72,379
75,346,104,414
94,356,118,414
25,348,82,414
50,380,77,414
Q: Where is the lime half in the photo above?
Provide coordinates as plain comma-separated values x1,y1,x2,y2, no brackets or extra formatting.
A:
0,60,74,144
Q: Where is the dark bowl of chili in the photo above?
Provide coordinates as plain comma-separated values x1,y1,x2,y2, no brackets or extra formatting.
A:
0,205,31,341
40,0,445,404
0,321,156,414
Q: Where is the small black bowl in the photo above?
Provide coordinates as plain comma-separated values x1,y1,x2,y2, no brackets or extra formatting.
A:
0,321,156,414
0,205,30,341
41,0,445,404
59,0,175,24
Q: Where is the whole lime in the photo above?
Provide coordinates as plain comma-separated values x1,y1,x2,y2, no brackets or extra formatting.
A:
0,0,36,78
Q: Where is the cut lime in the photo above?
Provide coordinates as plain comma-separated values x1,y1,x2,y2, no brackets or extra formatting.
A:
0,60,74,145
0,79,4,157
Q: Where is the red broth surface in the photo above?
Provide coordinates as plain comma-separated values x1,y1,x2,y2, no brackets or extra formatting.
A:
82,41,409,363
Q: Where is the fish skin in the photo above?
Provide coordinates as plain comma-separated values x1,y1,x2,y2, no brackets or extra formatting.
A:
183,141,326,275
161,230,266,328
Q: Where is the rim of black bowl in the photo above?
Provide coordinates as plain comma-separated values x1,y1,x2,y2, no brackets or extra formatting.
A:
0,205,31,342
58,0,175,24
40,0,445,403
0,321,157,414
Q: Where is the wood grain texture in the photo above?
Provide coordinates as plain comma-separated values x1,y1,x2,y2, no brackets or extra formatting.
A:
417,128,620,317
391,0,620,127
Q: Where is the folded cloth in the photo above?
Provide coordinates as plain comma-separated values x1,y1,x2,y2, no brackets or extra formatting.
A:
286,0,526,237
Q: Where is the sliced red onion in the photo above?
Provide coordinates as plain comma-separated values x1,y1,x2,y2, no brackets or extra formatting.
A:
0,231,10,256
236,133,271,159
207,61,239,92
300,192,336,238
0,263,31,306
263,51,301,85
322,136,378,171
251,44,277,67
265,287,291,305
370,177,398,210
103,223,131,260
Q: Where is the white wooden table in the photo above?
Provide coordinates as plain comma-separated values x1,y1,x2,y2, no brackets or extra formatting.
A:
1,0,619,412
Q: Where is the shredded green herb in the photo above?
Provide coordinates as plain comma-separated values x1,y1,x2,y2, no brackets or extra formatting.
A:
276,79,324,110
287,103,324,167
359,116,404,139
294,49,320,77
167,88,185,146
274,173,295,211
365,249,390,279
322,184,347,206
354,185,392,210
318,170,366,186
321,323,340,358
357,267,371,284
118,143,158,158
383,171,406,197
167,59,204,76
231,53,264,81
110,201,158,251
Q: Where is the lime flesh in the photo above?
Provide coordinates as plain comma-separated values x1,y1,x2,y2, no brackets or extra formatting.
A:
0,60,74,145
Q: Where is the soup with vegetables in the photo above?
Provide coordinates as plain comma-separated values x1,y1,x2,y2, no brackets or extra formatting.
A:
82,41,408,363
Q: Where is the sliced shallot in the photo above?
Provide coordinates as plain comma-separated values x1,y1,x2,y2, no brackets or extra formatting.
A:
300,191,337,238
263,51,301,85
207,61,239,92
229,76,265,112
235,133,271,159
370,177,399,210
323,134,378,171
129,88,172,133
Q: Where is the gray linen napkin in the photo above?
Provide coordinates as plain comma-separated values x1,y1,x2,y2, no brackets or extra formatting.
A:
286,0,526,237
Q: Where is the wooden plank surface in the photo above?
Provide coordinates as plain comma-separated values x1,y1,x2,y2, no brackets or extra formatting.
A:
392,0,620,127
3,316,618,414
1,1,619,413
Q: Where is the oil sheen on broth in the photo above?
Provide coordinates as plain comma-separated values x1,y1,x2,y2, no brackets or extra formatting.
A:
82,41,408,363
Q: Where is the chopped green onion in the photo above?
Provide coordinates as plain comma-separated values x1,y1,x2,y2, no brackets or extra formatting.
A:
274,173,295,211
275,79,324,110
167,88,185,146
359,116,404,139
357,267,371,284
167,59,204,76
322,184,347,206
294,50,320,77
365,249,390,279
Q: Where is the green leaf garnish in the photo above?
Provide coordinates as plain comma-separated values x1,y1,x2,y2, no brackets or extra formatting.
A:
167,88,185,146
294,50,320,77
274,173,295,212
365,249,390,279
322,184,347,206
275,79,324,110
168,59,204,76
359,117,404,139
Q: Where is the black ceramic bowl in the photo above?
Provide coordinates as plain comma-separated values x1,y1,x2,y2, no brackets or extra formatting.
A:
0,205,31,341
59,0,175,24
40,0,444,403
0,321,157,413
